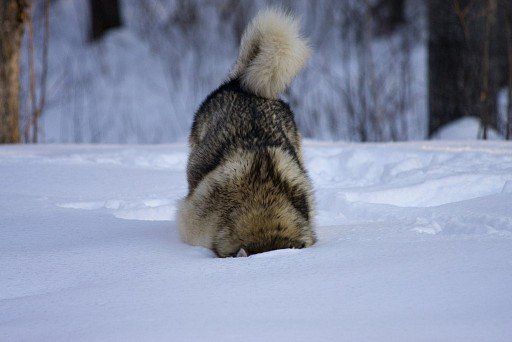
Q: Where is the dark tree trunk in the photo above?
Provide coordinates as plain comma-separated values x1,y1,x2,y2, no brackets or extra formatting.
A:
0,0,27,143
89,0,122,41
428,0,475,136
428,0,507,137
505,0,512,139
370,0,406,36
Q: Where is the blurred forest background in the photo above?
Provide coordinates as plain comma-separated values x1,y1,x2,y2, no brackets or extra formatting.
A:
1,0,511,143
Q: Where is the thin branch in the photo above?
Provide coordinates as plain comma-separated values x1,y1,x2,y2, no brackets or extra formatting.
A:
24,1,36,143
505,0,512,140
23,0,50,143
33,0,50,143
479,0,496,140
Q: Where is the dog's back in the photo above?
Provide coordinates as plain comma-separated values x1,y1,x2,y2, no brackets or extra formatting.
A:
178,9,316,257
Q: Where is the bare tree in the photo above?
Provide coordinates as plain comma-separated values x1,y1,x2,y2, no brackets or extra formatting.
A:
0,0,28,143
480,0,497,139
428,0,472,137
506,0,512,139
89,0,122,41
370,0,406,36
429,0,508,138
24,0,50,143
335,0,414,142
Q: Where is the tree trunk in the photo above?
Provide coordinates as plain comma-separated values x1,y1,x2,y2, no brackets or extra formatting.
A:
428,0,465,136
505,0,512,139
0,0,27,143
89,0,122,41
428,0,505,137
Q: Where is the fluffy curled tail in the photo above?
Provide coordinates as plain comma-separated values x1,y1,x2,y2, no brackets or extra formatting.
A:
230,8,311,99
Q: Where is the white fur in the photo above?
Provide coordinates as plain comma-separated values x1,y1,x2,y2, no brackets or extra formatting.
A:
236,248,248,257
230,8,311,99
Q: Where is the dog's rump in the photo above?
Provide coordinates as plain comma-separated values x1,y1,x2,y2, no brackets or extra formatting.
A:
186,79,304,194
179,145,313,253
178,8,316,257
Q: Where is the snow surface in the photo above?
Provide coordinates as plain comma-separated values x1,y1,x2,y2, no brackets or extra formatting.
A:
1,141,512,341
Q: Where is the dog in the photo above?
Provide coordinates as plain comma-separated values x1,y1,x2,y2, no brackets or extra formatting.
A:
177,8,316,257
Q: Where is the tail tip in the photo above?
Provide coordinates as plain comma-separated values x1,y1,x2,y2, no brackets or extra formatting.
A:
231,8,311,99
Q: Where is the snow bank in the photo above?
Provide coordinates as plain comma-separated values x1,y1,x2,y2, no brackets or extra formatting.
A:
433,117,503,140
1,141,512,341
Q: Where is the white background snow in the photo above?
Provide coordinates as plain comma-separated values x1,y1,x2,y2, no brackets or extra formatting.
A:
2,141,512,341
24,0,428,143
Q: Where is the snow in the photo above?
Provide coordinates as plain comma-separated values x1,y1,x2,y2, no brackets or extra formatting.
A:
433,117,503,140
1,141,512,341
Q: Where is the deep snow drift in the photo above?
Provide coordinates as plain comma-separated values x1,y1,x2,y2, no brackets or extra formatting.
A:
1,141,512,341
